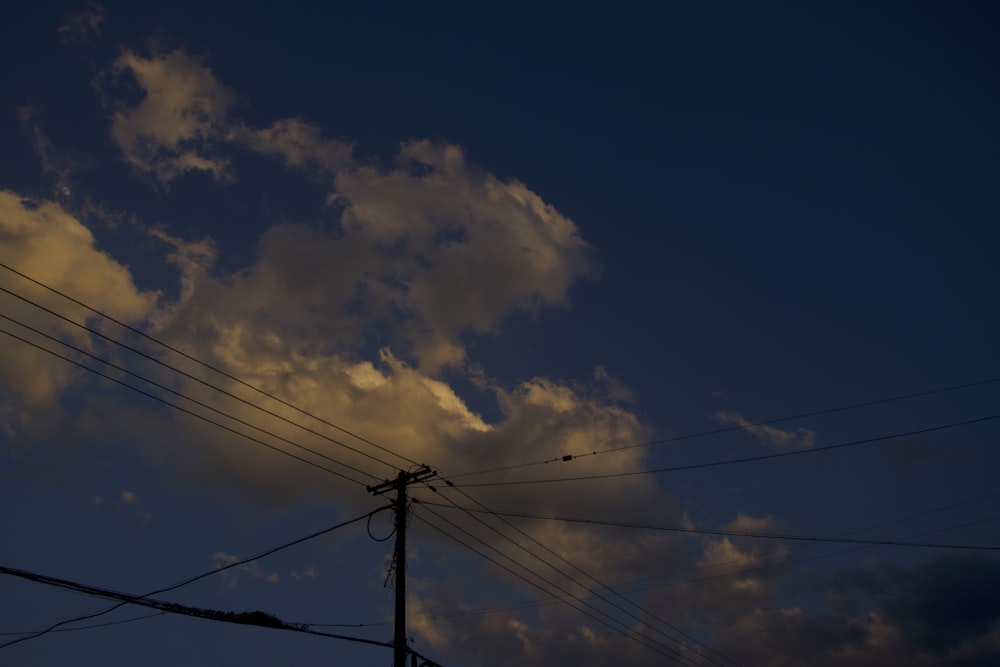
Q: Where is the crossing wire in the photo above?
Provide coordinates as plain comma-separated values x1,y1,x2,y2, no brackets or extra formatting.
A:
452,414,1000,487
0,506,390,650
412,507,703,666
0,326,372,487
10,261,990,663
0,313,381,483
415,484,741,667
3,269,726,662
446,376,1000,480
404,497,1000,626
0,613,165,637
0,563,393,649
0,261,419,470
416,501,1000,550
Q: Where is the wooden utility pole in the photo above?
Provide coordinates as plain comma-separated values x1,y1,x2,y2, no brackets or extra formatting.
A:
368,466,435,667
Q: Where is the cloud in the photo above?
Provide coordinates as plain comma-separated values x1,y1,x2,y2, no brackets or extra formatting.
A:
107,49,355,184
713,410,816,450
14,37,995,667
18,109,96,199
0,42,774,665
57,4,107,45
840,555,1000,656
0,191,158,431
139,140,595,374
0,153,662,664
331,140,598,371
116,488,151,522
104,50,596,364
109,49,235,182
212,552,281,588
593,365,637,404
410,536,1000,666
232,118,354,174
706,555,1000,667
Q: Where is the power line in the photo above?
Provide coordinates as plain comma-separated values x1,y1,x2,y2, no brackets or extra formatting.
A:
417,501,1000,550
402,499,1000,626
413,508,708,664
0,563,393,649
0,506,389,650
0,261,420,469
0,281,405,474
453,414,1000,487
2,269,711,662
0,612,165,636
447,375,1000,480
413,510,693,664
415,485,740,667
0,313,382,483
0,326,372,487
620,514,1000,596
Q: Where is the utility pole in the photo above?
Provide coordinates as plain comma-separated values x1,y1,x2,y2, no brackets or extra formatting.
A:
368,466,436,667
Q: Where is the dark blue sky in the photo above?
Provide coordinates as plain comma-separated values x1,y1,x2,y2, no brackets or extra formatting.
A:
1,2,998,665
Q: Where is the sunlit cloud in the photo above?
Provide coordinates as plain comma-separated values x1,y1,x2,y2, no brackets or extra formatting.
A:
0,191,158,431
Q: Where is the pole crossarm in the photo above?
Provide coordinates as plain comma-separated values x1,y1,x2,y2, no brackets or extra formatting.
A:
367,466,437,496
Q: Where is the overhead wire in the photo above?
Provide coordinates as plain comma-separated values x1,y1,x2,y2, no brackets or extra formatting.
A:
0,612,165,637
0,261,421,469
0,280,405,474
0,313,381,483
452,414,1000,487
415,483,740,667
401,494,1000,625
2,267,733,661
0,268,450,660
0,563,393,649
446,375,1000,479
6,262,996,664
621,514,1000,596
402,382,1000,663
416,501,1000,550
0,506,390,650
411,507,702,666
399,400,998,665
0,326,371,487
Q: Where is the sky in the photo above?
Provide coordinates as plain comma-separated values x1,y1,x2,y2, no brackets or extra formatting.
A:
1,2,999,665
